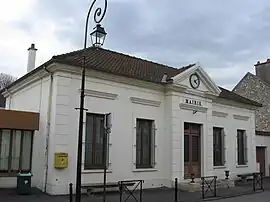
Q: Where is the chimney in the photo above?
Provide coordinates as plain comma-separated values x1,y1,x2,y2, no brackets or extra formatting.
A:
161,73,168,83
27,43,37,73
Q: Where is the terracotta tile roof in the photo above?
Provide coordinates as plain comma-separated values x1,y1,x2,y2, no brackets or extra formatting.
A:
218,86,261,107
52,47,261,107
52,46,194,84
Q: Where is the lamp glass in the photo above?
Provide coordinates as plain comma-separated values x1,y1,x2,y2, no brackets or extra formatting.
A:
90,24,107,47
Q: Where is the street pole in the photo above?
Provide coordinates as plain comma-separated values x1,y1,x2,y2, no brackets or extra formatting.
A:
75,1,108,202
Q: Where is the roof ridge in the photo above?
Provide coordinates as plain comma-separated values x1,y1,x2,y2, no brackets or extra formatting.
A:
52,46,95,59
247,72,270,88
231,72,252,92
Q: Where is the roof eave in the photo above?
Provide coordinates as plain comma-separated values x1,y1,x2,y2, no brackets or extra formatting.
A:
0,59,55,95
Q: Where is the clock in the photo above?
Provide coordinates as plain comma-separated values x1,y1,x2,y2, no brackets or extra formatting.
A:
189,73,200,89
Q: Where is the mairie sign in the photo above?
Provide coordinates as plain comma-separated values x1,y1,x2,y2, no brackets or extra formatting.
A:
185,98,202,106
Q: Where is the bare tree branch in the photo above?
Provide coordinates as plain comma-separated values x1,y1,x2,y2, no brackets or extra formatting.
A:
0,73,17,90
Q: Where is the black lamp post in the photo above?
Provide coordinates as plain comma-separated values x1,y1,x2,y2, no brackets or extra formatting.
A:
75,1,107,202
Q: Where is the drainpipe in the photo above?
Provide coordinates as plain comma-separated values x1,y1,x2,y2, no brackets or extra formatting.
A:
4,88,12,109
43,66,53,193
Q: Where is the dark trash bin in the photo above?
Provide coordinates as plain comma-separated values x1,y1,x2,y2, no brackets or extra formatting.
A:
17,172,33,195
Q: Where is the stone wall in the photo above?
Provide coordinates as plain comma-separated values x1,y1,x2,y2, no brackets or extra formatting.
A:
233,72,270,132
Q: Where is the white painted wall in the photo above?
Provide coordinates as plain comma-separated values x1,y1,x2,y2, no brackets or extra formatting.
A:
169,92,256,182
0,75,51,190
0,177,16,188
212,103,257,179
256,136,270,176
1,66,258,195
171,92,214,180
45,70,258,195
45,72,170,195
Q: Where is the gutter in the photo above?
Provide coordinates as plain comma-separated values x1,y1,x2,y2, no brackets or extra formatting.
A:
43,66,53,193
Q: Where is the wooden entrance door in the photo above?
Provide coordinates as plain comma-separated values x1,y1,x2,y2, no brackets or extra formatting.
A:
184,122,201,179
256,147,266,176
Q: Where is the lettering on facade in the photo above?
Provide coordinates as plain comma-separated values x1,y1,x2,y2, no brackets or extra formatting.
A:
185,99,202,106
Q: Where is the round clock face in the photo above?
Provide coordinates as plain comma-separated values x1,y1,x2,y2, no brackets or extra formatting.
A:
189,73,200,89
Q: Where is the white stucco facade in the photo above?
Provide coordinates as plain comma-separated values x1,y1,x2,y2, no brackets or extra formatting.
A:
0,63,259,195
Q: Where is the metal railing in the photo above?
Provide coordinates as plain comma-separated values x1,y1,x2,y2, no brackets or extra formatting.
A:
118,180,144,202
68,172,264,202
201,176,217,199
253,172,264,192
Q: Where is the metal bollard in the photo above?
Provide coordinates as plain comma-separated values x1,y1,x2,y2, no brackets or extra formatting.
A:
69,183,73,202
253,173,256,192
214,176,217,197
175,178,178,202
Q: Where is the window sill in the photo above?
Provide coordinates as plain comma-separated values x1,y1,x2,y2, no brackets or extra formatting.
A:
132,168,158,172
213,166,226,169
0,173,19,177
82,169,112,174
236,165,248,168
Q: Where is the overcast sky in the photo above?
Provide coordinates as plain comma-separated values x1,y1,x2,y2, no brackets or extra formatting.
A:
1,0,270,89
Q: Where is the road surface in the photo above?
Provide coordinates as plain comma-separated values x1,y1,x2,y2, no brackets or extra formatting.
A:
217,191,270,202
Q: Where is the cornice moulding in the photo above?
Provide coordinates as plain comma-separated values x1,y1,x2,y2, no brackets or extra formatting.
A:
130,97,161,107
212,111,228,118
233,114,249,121
83,89,118,100
179,103,208,113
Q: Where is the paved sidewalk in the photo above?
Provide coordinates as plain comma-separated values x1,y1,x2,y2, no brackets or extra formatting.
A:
0,178,269,202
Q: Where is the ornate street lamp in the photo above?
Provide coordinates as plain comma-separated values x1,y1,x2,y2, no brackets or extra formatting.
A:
75,1,107,202
90,24,107,47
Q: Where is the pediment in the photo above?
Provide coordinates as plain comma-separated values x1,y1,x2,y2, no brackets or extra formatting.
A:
171,63,221,96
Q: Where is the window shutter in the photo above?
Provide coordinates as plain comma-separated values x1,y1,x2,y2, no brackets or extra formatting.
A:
104,114,112,168
106,132,110,168
221,129,226,166
134,121,140,167
213,128,216,166
236,133,239,165
151,122,157,168
244,133,248,164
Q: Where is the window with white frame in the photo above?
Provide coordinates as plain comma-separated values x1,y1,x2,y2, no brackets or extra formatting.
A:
135,118,156,169
237,129,248,165
0,129,33,174
84,113,109,170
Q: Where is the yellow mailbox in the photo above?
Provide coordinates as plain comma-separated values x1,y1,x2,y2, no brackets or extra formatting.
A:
54,152,68,169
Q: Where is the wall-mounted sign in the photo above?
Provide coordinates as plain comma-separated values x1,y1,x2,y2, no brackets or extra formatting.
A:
185,98,202,106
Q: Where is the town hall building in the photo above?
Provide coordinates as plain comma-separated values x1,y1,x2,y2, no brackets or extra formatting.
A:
0,44,262,195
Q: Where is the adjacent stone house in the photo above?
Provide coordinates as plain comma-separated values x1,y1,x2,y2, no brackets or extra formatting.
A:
233,59,270,176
